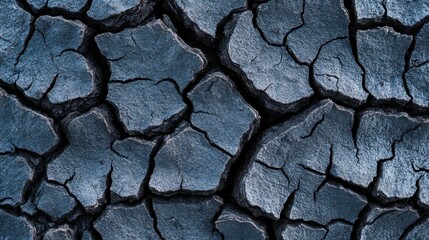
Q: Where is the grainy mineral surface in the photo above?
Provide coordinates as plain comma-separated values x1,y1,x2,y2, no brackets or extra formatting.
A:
1,0,429,239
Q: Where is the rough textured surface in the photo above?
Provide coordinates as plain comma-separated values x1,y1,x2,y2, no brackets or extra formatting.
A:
43,225,75,240
406,64,429,108
35,181,77,220
28,0,86,11
355,0,429,26
406,23,429,108
0,155,33,206
94,203,159,240
107,79,186,135
256,0,303,45
404,219,429,239
188,72,259,155
314,39,368,104
289,178,366,225
169,0,246,41
287,0,349,63
154,196,223,240
222,11,312,112
375,120,429,202
14,16,97,103
360,206,419,240
357,27,412,102
46,107,120,212
324,222,353,240
0,90,59,154
149,123,231,194
88,0,140,20
3,1,429,239
235,100,365,220
96,19,206,91
278,221,354,240
354,0,384,20
0,210,35,239
411,24,429,67
277,222,326,240
215,206,268,240
0,0,32,83
110,138,155,200
385,0,429,26
332,110,420,188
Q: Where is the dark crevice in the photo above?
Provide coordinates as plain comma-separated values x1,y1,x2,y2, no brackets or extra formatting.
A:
357,15,429,35
248,1,283,48
308,36,349,98
14,16,36,67
190,123,232,156
301,113,325,139
145,196,165,240
141,137,166,239
313,145,334,201
343,0,370,97
280,182,301,220
351,204,371,239
46,29,108,118
256,160,290,184
370,124,422,202
2,1,429,239
399,216,428,240
282,0,306,47
210,204,224,238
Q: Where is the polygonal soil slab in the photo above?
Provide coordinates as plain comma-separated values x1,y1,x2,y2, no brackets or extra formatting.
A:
215,206,268,240
359,206,419,239
110,137,156,200
277,221,353,240
0,154,33,206
0,89,59,154
331,110,420,188
96,19,206,91
406,23,429,108
47,107,118,212
167,0,246,43
355,0,429,26
354,0,384,20
314,38,368,105
373,120,429,205
13,16,98,104
286,0,349,63
153,196,223,240
256,0,349,64
357,27,412,102
28,0,86,11
188,72,259,155
107,79,186,135
43,225,75,240
256,0,303,45
221,10,312,113
403,219,429,239
94,203,159,240
235,100,365,220
0,210,35,239
88,0,141,20
28,0,142,21
0,0,32,83
149,123,231,195
47,107,154,212
35,181,77,220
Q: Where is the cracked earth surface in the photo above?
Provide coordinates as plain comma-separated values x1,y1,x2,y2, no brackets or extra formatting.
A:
1,0,429,239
